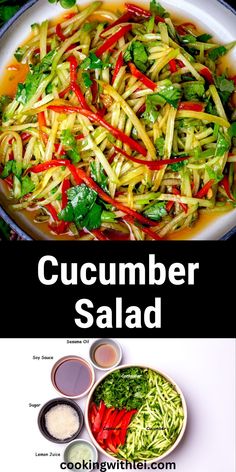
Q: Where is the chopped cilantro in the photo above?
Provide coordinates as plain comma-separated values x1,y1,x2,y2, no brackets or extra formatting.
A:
183,81,205,101
124,41,148,73
208,46,227,61
215,130,231,157
155,137,165,157
214,74,234,104
82,72,92,88
90,162,108,193
80,52,110,71
144,202,167,220
150,0,169,18
60,129,81,164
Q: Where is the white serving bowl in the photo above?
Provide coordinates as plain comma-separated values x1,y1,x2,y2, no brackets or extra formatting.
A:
0,0,235,240
85,364,187,463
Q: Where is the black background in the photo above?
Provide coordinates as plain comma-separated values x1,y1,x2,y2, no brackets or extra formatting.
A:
1,240,235,338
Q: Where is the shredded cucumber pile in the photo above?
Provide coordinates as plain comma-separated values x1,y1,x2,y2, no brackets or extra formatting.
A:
118,369,184,460
0,1,236,239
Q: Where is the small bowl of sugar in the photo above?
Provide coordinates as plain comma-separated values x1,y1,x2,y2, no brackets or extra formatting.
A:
38,398,83,443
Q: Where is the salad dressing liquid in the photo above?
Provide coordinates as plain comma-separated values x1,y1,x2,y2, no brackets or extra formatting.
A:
0,4,234,240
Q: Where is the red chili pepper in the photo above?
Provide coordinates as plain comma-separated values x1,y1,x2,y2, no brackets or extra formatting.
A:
38,111,48,145
128,62,157,91
97,407,115,443
96,24,132,57
61,178,70,208
91,79,98,102
194,179,215,198
125,3,165,23
75,134,84,140
59,85,71,98
176,59,185,68
54,143,67,156
45,203,59,221
21,132,31,142
93,402,107,432
178,101,204,112
172,187,188,213
166,200,174,212
27,159,155,226
219,174,235,200
169,59,177,73
71,82,91,110
113,145,189,169
4,176,13,188
199,67,214,84
68,55,78,83
56,23,66,41
119,409,137,445
100,12,133,38
180,22,196,29
48,106,147,156
66,42,80,53
176,25,187,35
137,103,146,116
229,75,236,86
112,52,124,85
124,215,162,240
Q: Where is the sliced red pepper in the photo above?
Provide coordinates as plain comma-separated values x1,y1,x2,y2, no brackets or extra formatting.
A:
199,67,214,84
124,215,162,240
56,23,66,41
92,229,110,240
4,176,13,188
180,22,196,29
93,401,107,432
71,82,91,110
45,203,59,221
89,402,98,425
75,133,84,140
125,3,165,23
169,59,177,73
166,200,174,212
128,62,157,90
38,111,48,145
100,12,133,38
229,75,236,86
91,79,98,102
119,409,137,445
54,143,67,156
172,187,188,213
178,101,204,112
27,159,155,226
194,179,215,198
176,59,185,68
59,85,71,98
137,103,146,116
96,24,132,57
114,145,189,169
61,178,70,208
97,407,115,444
21,132,31,142
219,174,235,200
112,52,124,85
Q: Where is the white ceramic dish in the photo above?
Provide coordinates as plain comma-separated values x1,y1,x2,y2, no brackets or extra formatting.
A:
0,0,236,240
85,363,187,463
89,338,122,371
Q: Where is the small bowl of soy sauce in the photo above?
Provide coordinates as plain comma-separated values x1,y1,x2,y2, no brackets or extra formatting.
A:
89,339,122,371
51,356,95,399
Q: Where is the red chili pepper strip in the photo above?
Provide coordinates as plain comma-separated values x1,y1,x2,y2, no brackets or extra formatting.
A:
75,134,84,140
199,67,214,84
92,229,110,240
128,62,157,91
166,200,174,212
169,59,177,73
119,409,137,445
176,25,187,35
113,145,189,169
180,22,196,29
68,55,78,83
59,85,71,98
178,101,204,112
125,3,165,23
176,59,185,68
229,75,236,86
100,12,133,37
219,175,235,200
4,176,13,188
194,179,215,198
124,215,162,240
61,178,71,208
38,111,48,145
45,203,59,222
48,106,147,156
71,82,91,110
21,132,31,142
26,159,154,226
54,143,67,156
56,23,66,41
112,52,124,85
96,24,132,57
172,187,188,213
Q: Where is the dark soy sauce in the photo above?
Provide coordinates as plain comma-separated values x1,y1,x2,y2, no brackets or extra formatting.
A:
54,358,92,396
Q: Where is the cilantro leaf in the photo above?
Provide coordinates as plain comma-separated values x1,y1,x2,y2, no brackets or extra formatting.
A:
80,52,110,71
215,130,231,157
144,202,167,220
208,46,227,61
155,137,165,157
20,175,35,197
58,183,102,231
0,160,22,179
169,160,188,171
142,94,161,124
150,0,169,18
0,95,11,117
82,72,92,88
90,162,108,193
180,34,197,44
155,82,182,108
14,46,27,62
16,49,56,105
124,41,148,73
0,161,13,179
214,74,234,104
60,129,80,164
183,81,205,101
